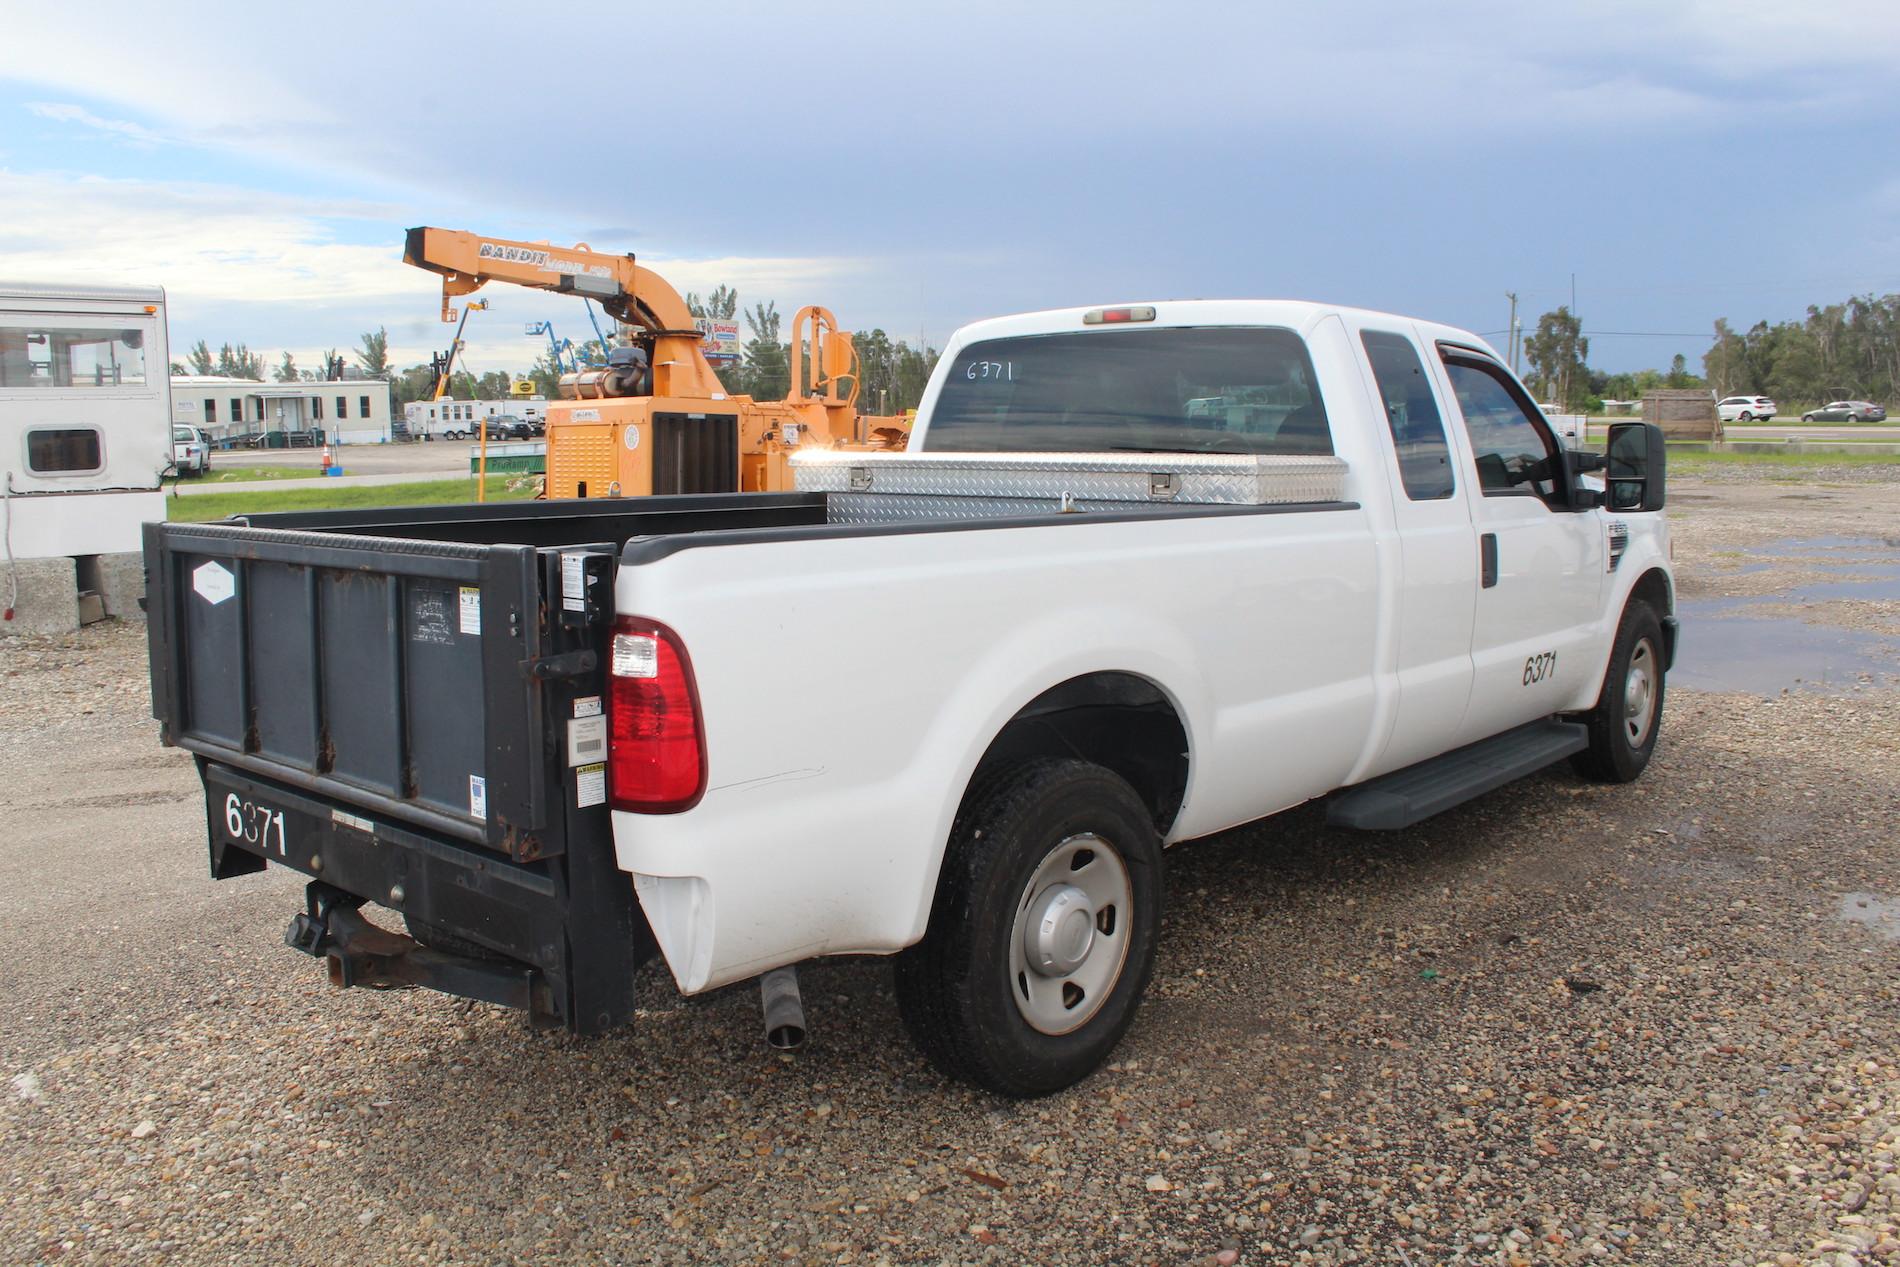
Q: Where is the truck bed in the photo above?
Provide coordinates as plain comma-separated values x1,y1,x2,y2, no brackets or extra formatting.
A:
145,476,1357,1028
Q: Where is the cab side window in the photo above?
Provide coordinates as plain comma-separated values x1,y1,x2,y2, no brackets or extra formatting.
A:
1440,352,1563,505
1361,331,1453,500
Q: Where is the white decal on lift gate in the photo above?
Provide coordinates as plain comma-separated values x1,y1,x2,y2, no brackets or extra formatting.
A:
568,714,607,766
573,695,602,718
469,775,488,820
458,587,481,635
193,561,235,606
575,763,606,808
561,553,587,612
410,588,454,645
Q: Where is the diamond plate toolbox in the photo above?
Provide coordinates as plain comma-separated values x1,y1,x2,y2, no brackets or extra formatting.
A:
790,450,1349,508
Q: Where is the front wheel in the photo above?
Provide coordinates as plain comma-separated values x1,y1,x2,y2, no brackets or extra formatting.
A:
1738,411,1753,421
893,758,1163,1098
1803,413,1816,422
1572,601,1665,783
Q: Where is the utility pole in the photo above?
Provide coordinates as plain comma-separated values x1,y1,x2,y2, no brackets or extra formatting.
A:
1504,291,1520,374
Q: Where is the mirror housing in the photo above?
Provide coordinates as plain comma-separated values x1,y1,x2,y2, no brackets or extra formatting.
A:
1606,421,1667,512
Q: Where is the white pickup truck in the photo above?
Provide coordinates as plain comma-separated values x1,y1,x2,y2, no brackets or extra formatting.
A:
145,300,1673,1097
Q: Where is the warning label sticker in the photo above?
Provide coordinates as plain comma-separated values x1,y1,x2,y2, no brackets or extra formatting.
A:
458,587,481,635
469,774,488,820
576,763,606,809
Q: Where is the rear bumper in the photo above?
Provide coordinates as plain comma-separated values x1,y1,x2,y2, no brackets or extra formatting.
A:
202,759,652,1033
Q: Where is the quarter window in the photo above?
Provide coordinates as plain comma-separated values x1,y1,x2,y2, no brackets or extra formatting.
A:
0,325,146,387
1440,352,1563,504
1361,331,1453,500
26,427,103,474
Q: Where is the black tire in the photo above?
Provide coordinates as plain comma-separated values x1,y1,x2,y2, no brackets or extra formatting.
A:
1738,411,1753,421
893,758,1163,1098
1571,601,1665,783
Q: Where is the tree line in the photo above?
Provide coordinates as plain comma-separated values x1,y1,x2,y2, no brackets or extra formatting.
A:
1518,292,1900,414
174,288,941,421
1703,295,1900,407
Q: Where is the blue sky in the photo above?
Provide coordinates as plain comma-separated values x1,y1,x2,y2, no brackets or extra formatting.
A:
3,0,1897,378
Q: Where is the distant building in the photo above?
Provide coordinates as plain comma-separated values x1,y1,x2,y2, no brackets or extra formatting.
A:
169,375,393,445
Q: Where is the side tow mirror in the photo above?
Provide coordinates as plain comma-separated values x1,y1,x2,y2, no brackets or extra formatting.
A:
1606,421,1667,512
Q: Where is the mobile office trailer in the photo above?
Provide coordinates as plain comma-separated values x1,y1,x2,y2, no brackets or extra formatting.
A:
0,283,171,634
170,376,394,447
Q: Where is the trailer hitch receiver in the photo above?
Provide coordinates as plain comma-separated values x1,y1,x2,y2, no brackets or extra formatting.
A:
284,882,555,1022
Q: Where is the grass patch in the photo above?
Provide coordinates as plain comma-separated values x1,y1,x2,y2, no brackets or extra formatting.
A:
167,475,539,521
167,465,326,486
1666,446,1900,468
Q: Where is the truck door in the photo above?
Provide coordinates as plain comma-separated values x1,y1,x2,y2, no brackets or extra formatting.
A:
1434,346,1604,745
1352,325,1479,773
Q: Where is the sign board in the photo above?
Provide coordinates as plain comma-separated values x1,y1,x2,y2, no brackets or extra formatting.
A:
694,317,742,364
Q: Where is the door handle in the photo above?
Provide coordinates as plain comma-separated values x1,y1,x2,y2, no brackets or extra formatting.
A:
1480,533,1498,588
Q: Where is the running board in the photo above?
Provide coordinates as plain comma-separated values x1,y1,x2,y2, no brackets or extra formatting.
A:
1326,719,1588,831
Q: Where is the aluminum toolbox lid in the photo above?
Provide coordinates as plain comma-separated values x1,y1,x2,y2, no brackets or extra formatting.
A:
789,449,1348,506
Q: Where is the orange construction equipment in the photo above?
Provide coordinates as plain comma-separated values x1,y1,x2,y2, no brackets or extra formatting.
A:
401,227,908,499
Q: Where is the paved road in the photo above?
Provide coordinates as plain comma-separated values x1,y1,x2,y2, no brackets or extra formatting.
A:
172,469,483,496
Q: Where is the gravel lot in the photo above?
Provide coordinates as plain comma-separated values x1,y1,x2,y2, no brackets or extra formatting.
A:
3,469,1897,1267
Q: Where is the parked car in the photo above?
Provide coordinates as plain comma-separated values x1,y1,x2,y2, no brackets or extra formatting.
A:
1801,400,1887,422
145,299,1677,1097
170,424,210,476
1717,395,1777,422
478,416,534,441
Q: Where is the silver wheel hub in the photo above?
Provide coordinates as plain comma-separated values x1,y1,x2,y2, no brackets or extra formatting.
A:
1025,883,1096,976
1007,833,1133,1036
1624,638,1657,747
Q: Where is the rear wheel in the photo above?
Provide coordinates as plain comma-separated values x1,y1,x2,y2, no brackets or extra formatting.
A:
1572,601,1665,783
894,758,1162,1098
1738,411,1753,421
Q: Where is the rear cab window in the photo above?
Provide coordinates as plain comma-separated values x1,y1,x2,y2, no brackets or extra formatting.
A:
1360,330,1453,500
924,326,1332,455
1437,348,1565,507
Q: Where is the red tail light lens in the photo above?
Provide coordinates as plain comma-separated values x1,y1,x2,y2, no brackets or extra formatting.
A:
608,615,705,813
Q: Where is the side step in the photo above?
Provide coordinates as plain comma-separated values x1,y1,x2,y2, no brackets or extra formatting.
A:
1326,718,1588,831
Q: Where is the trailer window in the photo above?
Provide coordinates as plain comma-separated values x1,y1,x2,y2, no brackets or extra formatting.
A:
1361,331,1453,500
925,327,1332,455
336,395,348,420
359,395,371,418
0,325,147,388
25,427,104,474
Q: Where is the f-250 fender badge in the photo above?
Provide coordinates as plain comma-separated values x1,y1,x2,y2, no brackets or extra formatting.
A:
192,561,235,605
1607,520,1630,572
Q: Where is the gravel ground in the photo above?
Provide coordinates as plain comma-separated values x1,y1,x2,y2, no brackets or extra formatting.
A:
2,469,1897,1267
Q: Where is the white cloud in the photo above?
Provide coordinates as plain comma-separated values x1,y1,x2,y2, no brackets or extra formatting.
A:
24,102,169,147
0,169,869,376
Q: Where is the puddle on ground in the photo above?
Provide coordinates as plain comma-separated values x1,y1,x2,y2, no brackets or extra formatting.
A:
1753,535,1900,557
1676,535,1900,696
1839,893,1900,942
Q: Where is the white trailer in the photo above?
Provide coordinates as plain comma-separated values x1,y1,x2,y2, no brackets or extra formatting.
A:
405,397,547,439
1,282,171,633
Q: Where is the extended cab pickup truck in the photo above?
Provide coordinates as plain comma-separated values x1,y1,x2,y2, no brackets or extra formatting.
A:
144,301,1674,1096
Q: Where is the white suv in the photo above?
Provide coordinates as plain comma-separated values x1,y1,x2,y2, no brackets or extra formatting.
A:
1717,395,1776,422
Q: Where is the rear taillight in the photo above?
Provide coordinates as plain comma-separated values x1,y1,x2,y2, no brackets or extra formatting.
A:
608,615,705,813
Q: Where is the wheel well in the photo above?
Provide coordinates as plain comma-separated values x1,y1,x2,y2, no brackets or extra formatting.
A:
1629,566,1675,664
971,673,1190,833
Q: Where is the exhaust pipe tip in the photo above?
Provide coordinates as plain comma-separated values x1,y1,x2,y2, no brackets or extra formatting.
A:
760,966,807,1052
